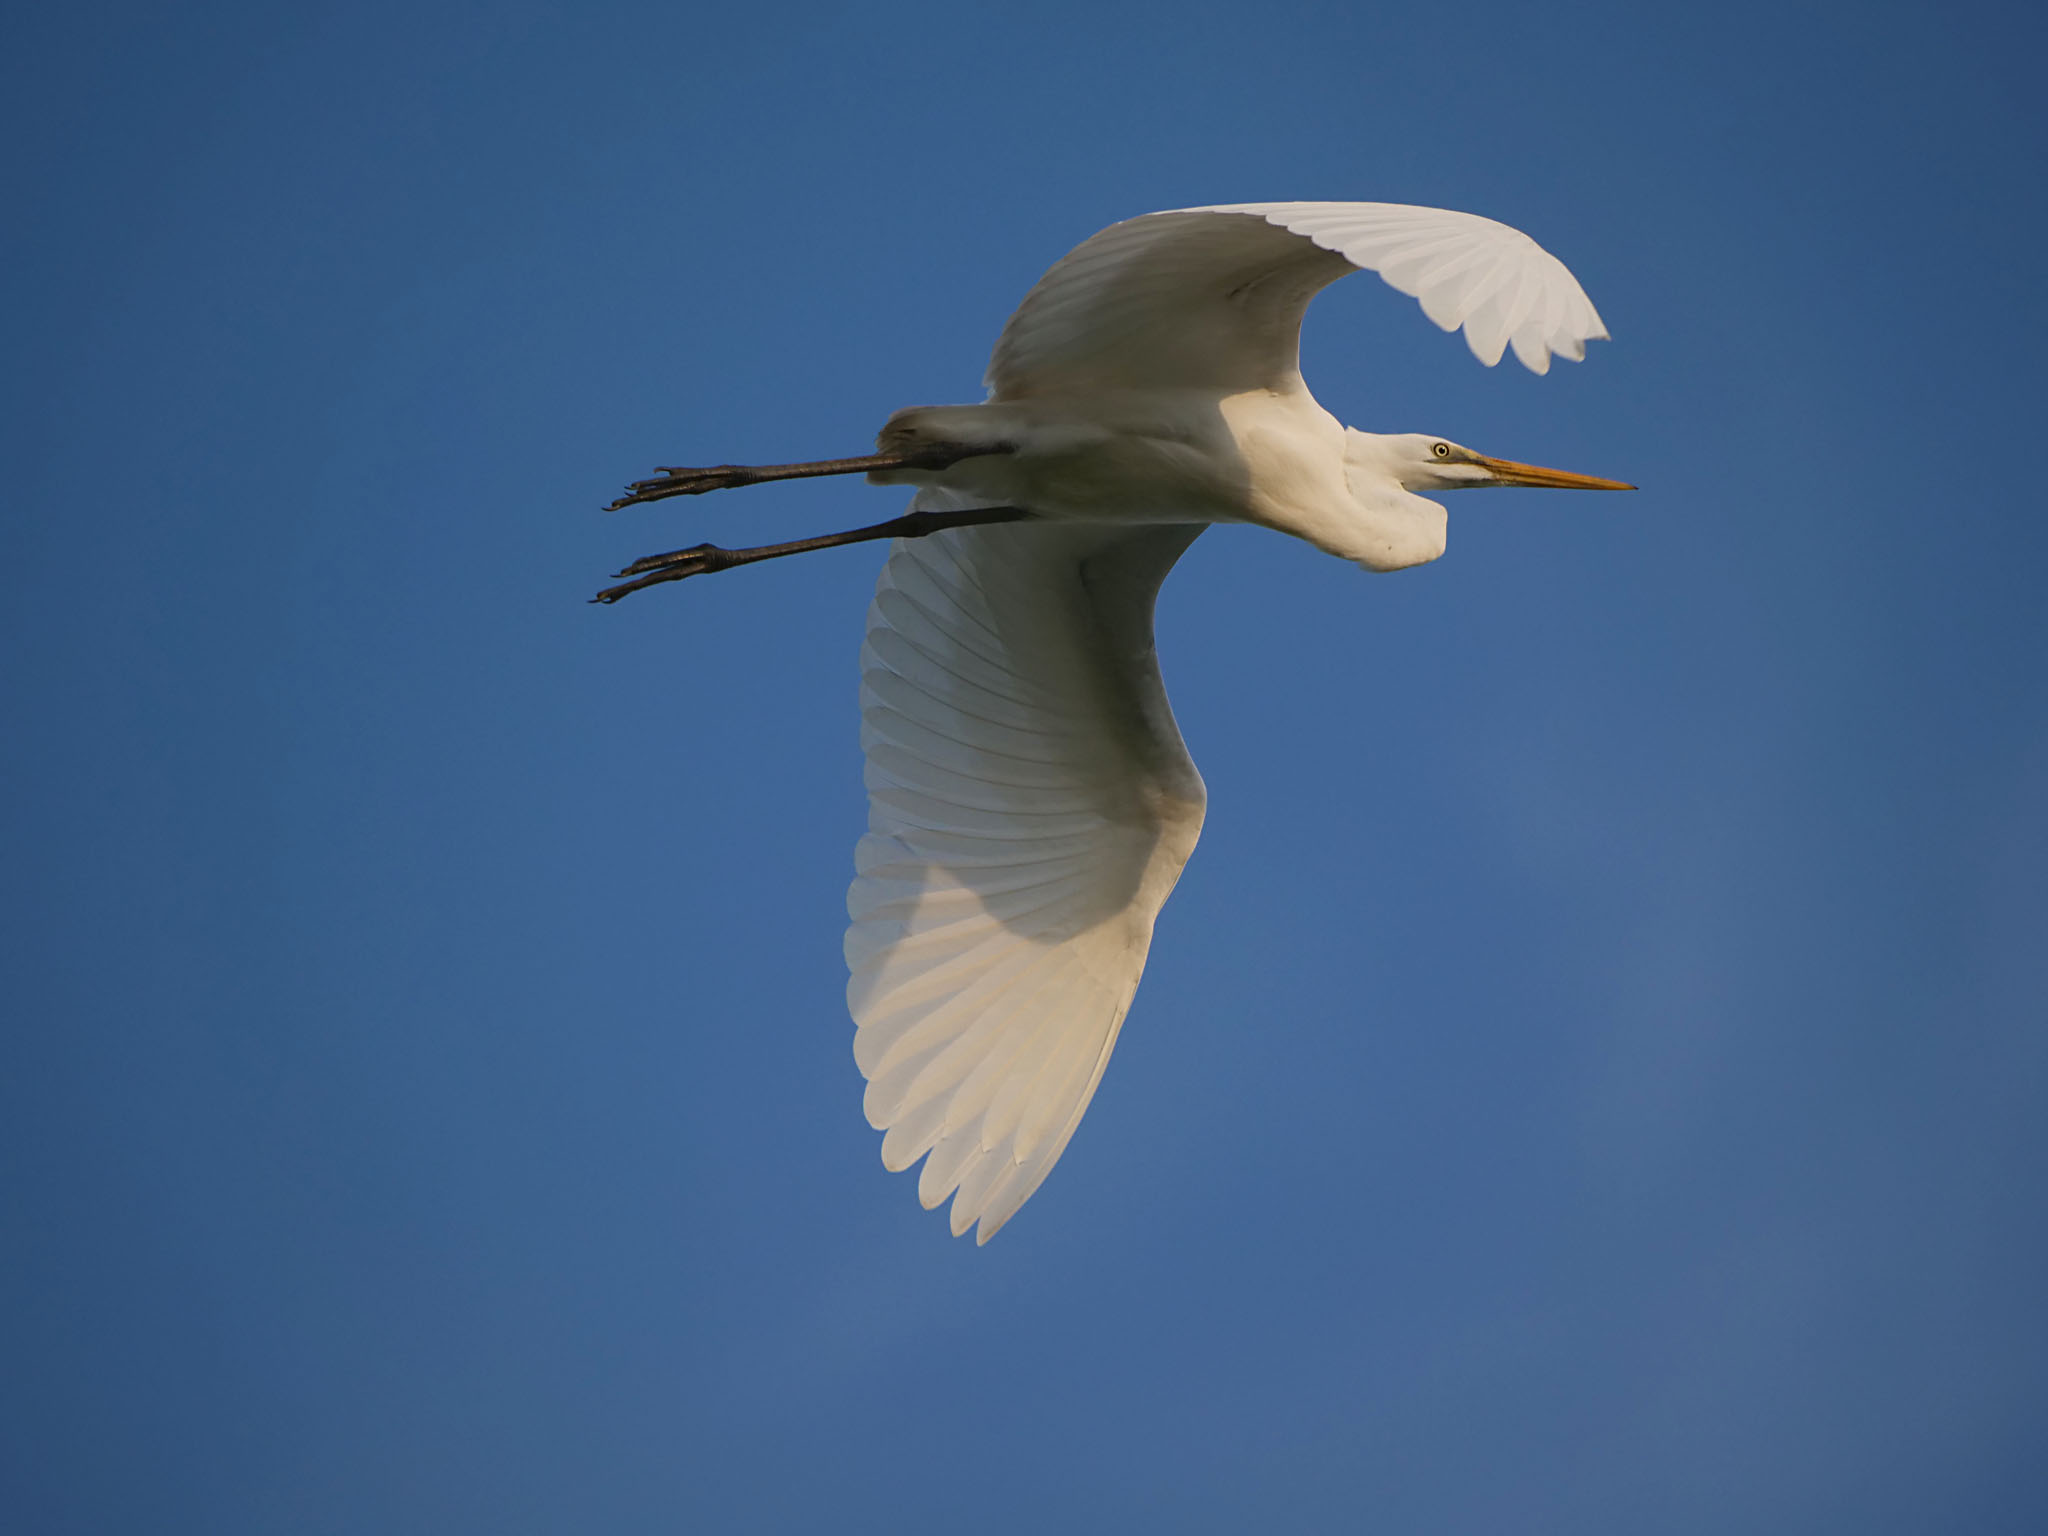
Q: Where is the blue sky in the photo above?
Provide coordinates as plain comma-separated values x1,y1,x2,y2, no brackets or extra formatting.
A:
4,1,2044,1531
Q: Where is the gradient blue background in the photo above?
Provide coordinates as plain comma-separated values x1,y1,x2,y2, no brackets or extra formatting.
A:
5,2,2044,1531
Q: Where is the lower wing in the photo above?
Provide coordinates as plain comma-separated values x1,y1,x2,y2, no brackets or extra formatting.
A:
846,519,1207,1241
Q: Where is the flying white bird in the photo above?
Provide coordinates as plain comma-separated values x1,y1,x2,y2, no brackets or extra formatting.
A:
597,202,1632,1242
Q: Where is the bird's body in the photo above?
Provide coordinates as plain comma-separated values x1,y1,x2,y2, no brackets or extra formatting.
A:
868,390,1450,569
599,201,1631,1241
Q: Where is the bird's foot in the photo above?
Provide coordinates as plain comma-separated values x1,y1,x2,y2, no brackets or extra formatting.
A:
605,465,759,510
590,543,737,603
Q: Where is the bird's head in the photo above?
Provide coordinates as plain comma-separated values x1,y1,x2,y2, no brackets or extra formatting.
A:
1374,432,1636,495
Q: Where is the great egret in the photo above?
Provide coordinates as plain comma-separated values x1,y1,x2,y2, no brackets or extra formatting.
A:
598,202,1632,1242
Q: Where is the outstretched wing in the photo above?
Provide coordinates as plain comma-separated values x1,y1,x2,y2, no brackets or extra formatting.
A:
846,519,1206,1242
986,200,1609,398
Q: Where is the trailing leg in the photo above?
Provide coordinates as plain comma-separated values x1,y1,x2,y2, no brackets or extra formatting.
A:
591,506,1034,604
605,443,1015,511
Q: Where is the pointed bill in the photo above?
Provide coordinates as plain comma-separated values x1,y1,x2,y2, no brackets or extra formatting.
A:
1475,455,1635,490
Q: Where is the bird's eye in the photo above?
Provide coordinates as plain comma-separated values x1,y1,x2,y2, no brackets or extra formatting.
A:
1432,442,1450,458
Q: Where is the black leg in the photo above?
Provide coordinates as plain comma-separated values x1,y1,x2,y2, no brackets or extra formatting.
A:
605,443,1015,511
591,506,1033,604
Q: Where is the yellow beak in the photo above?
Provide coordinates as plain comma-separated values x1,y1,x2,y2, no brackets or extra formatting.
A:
1474,455,1636,491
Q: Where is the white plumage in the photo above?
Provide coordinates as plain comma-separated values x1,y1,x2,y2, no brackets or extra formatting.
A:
848,522,1206,1239
837,204,1620,1241
985,202,1607,397
599,201,1627,1242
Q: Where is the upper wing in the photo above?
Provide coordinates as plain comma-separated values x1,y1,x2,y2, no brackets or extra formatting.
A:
986,201,1610,399
846,519,1207,1242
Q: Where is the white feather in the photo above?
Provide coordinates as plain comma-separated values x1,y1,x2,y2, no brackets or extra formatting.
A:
986,200,1608,397
815,201,1626,1241
845,521,1207,1242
